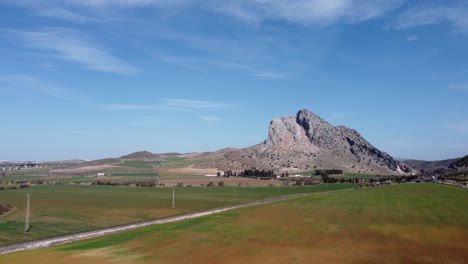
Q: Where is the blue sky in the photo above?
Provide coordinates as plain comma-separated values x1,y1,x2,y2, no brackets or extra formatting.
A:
1,0,467,161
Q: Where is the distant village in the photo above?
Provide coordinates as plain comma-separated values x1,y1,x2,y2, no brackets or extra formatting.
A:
0,162,68,172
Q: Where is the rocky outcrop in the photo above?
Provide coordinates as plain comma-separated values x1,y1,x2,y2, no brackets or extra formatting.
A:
197,109,412,175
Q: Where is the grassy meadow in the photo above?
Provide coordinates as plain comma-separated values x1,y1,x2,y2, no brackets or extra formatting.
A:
1,183,466,264
0,184,353,245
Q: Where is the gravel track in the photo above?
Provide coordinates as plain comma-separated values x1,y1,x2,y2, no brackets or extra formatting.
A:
0,192,311,255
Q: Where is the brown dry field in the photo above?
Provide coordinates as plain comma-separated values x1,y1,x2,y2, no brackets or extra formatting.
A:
162,166,220,174
2,183,467,264
50,164,119,174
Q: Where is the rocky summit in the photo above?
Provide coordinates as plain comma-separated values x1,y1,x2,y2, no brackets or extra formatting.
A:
197,109,412,175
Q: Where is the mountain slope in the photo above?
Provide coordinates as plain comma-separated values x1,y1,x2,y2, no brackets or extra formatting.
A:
120,151,161,160
403,158,459,172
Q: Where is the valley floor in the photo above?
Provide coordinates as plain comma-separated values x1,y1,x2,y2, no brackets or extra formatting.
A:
1,183,467,263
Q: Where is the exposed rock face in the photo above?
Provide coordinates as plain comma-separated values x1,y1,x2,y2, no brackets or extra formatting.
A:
197,109,411,175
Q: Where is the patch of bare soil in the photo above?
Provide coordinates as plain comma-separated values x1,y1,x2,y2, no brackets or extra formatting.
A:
50,165,119,174
0,204,13,216
163,166,220,175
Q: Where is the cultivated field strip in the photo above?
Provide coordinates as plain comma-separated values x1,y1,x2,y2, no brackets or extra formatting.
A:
0,192,316,255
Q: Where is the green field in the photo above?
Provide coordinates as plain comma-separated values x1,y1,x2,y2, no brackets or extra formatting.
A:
0,176,50,182
0,184,353,245
118,160,163,169
1,183,466,264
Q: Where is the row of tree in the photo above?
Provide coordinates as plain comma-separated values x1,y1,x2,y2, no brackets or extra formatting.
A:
315,169,343,176
238,168,275,179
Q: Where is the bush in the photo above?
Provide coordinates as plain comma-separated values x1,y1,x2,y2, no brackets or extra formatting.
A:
207,182,215,187
218,181,225,187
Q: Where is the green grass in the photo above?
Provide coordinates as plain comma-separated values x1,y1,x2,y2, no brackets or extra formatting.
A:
160,157,191,168
3,183,466,264
161,156,220,169
0,176,50,182
116,156,214,170
298,171,386,180
0,183,354,246
342,172,387,179
118,160,163,169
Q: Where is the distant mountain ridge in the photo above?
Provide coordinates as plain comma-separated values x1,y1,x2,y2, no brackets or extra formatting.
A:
402,155,467,172
449,155,468,169
403,158,459,172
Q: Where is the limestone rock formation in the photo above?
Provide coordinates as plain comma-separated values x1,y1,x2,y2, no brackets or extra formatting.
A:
197,109,412,175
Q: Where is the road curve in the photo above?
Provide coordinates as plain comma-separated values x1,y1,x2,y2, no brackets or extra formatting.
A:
0,192,313,255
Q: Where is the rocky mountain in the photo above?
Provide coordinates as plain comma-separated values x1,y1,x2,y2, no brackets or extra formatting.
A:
196,109,412,175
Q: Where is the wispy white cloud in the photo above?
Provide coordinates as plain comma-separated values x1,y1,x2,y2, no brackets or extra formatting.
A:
394,5,468,33
249,71,285,79
155,54,203,71
65,0,193,8
13,0,404,27
214,0,405,26
10,28,138,74
157,53,287,78
213,2,261,24
99,98,228,111
37,8,97,23
0,74,70,99
406,35,419,41
448,83,468,91
198,115,223,125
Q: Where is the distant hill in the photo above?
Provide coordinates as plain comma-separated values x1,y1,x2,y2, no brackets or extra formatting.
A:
120,151,161,160
448,155,468,170
403,158,459,172
82,158,121,166
195,109,411,175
